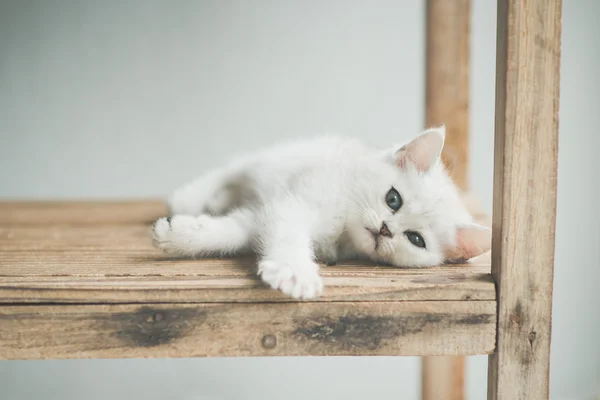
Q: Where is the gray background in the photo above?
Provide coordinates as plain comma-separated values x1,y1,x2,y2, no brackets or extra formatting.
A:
0,1,598,399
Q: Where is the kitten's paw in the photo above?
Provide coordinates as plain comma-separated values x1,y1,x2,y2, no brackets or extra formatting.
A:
258,259,323,300
151,215,207,254
151,217,172,250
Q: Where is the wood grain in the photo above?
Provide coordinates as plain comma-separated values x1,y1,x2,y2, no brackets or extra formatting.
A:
0,272,494,304
0,226,494,303
488,1,562,399
0,200,167,226
423,1,470,399
0,200,495,360
0,301,496,360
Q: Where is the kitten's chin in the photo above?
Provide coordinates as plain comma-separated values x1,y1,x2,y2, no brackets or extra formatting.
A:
346,225,380,259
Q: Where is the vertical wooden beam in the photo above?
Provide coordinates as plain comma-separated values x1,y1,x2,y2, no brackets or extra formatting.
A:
421,1,470,400
422,357,465,400
424,0,471,190
487,1,562,399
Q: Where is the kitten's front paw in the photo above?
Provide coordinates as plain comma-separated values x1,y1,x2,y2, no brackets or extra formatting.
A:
151,215,204,254
258,260,323,300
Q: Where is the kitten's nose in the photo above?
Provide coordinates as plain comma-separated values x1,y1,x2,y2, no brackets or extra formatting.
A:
379,222,393,238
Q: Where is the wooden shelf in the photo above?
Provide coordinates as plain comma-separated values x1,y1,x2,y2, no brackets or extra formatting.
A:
0,201,495,360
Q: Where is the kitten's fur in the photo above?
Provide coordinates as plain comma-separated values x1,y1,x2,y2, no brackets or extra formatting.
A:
152,126,491,299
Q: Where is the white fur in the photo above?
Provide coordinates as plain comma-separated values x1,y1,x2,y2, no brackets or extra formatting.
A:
152,126,490,299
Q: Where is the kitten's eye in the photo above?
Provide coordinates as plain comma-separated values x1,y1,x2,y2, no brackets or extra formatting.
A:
405,231,426,249
385,187,403,212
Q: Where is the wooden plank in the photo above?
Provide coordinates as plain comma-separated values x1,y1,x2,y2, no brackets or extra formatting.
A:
0,224,494,303
0,200,167,226
0,271,495,304
0,225,489,278
422,1,470,399
487,1,562,399
0,225,153,252
0,249,491,278
0,301,496,360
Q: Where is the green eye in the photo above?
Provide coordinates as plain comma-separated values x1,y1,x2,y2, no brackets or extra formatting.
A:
385,187,403,212
405,231,426,249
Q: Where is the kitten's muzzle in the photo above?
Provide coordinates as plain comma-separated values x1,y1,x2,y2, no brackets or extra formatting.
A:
366,223,393,251
366,222,393,238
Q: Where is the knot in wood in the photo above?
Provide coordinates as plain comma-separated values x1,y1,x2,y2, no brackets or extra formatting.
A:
145,313,164,323
510,313,520,325
261,334,277,349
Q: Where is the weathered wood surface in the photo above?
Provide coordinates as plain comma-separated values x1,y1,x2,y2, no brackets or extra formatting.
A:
0,301,496,360
488,1,562,399
0,200,167,226
0,200,495,360
423,1,471,398
0,272,494,304
0,225,494,303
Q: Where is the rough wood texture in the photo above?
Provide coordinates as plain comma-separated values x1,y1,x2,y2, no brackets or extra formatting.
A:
0,201,495,360
0,200,167,226
0,225,494,303
425,0,470,190
423,1,470,399
487,1,562,399
0,271,494,304
0,301,496,360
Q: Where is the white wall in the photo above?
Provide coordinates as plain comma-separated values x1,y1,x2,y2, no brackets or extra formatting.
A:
0,1,598,399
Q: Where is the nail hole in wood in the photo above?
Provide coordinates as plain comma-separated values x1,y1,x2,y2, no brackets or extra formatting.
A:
262,334,277,349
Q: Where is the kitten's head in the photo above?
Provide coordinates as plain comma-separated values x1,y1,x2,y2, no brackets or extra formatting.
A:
346,126,491,267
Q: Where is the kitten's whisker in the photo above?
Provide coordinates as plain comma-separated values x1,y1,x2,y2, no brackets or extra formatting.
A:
445,147,462,173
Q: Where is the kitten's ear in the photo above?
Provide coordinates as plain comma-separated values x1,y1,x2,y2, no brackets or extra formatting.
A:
444,223,492,262
395,126,445,172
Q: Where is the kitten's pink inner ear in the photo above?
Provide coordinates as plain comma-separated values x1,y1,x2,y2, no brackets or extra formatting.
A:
445,224,492,261
396,127,445,172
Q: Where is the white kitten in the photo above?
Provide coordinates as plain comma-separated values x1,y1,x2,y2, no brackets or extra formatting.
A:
152,126,491,299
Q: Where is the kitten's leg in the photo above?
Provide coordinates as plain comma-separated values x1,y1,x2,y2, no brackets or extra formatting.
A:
256,199,324,300
167,168,235,216
152,208,253,257
315,238,339,266
168,153,257,217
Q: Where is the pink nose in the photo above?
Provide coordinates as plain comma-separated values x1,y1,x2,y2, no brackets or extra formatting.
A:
379,222,392,238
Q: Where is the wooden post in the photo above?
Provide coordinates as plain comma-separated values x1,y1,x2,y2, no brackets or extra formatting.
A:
487,1,562,399
421,1,470,399
424,0,470,190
